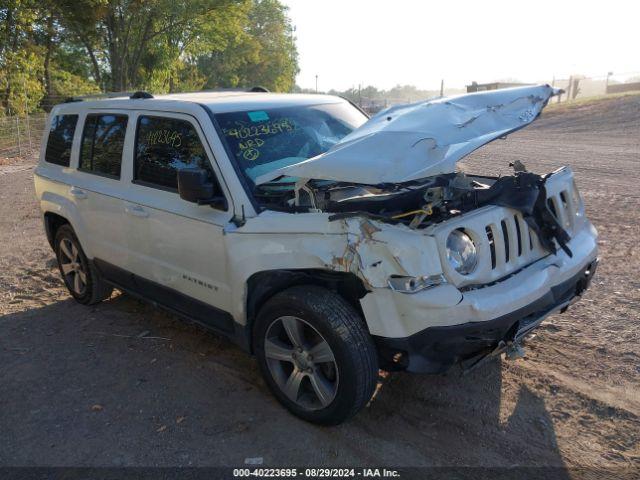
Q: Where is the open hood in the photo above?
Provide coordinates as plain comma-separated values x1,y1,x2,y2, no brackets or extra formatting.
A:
256,85,561,185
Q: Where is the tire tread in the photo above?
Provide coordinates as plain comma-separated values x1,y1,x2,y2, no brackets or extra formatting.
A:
256,285,378,424
55,225,113,305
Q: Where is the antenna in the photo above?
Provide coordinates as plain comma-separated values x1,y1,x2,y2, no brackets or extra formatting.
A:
130,91,154,99
248,86,269,93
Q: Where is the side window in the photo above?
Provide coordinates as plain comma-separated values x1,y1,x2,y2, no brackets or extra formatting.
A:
45,114,78,166
79,114,128,179
134,116,213,191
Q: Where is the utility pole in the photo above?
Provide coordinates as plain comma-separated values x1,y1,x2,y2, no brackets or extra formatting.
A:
315,75,318,93
440,79,444,97
605,71,613,94
15,114,22,157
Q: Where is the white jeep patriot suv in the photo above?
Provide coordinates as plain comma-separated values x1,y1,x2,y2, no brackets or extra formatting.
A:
34,86,598,424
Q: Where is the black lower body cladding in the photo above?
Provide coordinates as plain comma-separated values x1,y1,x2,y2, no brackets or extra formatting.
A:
374,259,598,374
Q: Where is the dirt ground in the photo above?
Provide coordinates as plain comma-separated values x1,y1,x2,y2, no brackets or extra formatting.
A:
1,95,639,474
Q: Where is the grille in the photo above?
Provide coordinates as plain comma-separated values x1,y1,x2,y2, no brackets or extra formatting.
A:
484,211,541,275
429,169,580,288
548,189,576,232
481,186,575,276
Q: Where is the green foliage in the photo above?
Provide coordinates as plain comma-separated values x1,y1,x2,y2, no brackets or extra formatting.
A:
0,0,299,114
50,69,101,98
0,1,45,115
0,49,46,116
197,0,299,92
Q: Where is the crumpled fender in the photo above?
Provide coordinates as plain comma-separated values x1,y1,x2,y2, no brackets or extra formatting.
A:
227,211,446,307
333,217,444,289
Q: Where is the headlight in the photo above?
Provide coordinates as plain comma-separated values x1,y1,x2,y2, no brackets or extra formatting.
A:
387,274,446,294
446,229,478,275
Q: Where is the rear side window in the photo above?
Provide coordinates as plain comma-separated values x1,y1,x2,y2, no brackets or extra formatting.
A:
45,114,78,166
134,116,212,191
79,114,128,179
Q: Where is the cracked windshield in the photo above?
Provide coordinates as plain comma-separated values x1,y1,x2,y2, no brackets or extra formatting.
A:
215,102,367,184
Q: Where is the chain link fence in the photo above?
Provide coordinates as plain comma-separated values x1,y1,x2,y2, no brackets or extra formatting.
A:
0,93,72,161
0,112,48,160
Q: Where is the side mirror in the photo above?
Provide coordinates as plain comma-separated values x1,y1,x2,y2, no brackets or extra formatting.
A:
177,168,227,209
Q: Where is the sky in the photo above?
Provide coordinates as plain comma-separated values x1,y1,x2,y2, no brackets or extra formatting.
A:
282,0,639,92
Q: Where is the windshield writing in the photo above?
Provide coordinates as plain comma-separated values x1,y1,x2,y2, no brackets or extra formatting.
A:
215,102,367,183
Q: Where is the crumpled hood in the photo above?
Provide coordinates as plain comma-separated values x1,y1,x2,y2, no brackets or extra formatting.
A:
256,84,561,185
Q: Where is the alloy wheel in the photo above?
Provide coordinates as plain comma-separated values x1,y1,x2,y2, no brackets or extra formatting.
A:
264,316,339,410
59,238,87,296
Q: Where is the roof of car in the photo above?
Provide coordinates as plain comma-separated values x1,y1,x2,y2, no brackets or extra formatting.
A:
58,92,347,114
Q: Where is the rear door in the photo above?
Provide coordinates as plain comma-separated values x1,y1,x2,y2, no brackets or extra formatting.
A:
70,111,131,268
121,112,235,332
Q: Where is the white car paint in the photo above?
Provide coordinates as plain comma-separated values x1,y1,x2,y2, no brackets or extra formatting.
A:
257,85,561,185
34,90,597,347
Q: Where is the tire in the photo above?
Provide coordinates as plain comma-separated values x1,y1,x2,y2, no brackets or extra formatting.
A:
54,225,113,305
254,285,378,425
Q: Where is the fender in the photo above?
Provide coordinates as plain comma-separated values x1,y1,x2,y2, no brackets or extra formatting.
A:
225,231,348,326
39,190,93,258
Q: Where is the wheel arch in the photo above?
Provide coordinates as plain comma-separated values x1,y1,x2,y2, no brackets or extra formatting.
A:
44,211,71,249
39,188,91,256
244,269,369,353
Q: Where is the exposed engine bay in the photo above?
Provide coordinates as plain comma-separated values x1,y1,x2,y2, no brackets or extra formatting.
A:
249,85,572,257
255,163,573,257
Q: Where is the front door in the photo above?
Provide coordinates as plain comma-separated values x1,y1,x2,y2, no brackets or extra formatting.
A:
121,112,235,333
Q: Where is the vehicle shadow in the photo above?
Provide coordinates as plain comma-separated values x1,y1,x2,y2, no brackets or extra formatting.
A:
0,294,569,471
360,356,570,472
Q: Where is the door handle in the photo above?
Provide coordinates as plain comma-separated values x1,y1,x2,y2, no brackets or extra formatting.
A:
125,204,149,218
69,187,87,200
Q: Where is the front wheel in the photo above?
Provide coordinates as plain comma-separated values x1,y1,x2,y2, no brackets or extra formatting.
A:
254,285,378,425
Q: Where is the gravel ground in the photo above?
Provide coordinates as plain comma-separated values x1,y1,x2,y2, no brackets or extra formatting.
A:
0,95,638,473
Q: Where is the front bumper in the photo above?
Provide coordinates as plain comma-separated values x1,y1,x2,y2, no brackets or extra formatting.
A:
374,258,598,373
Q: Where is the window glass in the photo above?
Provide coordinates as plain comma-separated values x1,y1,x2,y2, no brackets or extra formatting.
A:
45,114,78,166
214,102,367,183
135,116,213,190
79,114,128,178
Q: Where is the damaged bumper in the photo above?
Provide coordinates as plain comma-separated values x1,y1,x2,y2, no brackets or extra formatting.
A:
364,223,599,373
375,257,597,373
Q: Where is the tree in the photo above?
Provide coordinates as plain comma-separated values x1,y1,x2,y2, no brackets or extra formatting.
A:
0,0,299,115
55,0,298,93
0,1,44,114
197,0,299,92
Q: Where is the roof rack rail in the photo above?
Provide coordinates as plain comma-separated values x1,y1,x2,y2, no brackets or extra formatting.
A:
130,91,154,99
63,88,262,104
61,91,137,103
188,87,268,93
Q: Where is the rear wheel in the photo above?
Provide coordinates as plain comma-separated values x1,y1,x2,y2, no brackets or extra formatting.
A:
54,225,112,305
254,285,378,425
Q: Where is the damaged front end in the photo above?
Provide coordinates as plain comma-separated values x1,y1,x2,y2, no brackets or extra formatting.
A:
236,85,597,373
252,84,572,256
249,85,583,298
256,165,574,258
252,164,595,373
